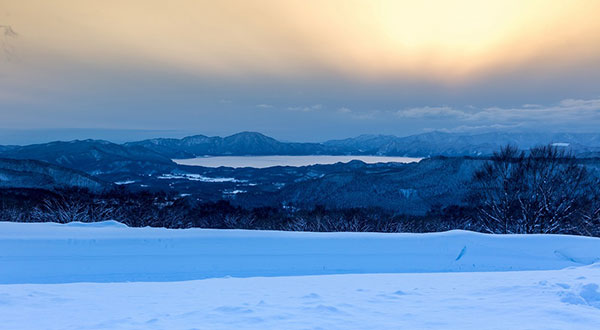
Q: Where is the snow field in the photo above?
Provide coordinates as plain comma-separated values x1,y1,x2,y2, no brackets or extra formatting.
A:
1,221,600,284
2,221,600,329
1,266,600,329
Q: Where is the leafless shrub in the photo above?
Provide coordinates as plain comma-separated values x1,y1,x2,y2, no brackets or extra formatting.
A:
472,145,595,234
31,197,91,223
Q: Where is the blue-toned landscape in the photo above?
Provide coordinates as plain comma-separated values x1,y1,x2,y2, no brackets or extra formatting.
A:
1,1,600,329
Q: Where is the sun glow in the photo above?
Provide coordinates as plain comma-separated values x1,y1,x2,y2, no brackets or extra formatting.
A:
3,0,600,82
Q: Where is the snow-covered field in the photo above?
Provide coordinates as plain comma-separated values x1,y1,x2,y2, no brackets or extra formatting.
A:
2,267,600,329
173,155,422,168
1,221,600,329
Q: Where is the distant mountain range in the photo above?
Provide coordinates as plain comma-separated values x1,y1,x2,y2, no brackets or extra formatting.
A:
125,132,335,158
324,132,600,157
125,131,600,158
0,131,599,176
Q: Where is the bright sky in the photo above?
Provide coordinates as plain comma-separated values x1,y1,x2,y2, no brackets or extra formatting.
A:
1,0,599,142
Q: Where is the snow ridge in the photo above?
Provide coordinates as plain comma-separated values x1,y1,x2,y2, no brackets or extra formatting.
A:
1,222,600,284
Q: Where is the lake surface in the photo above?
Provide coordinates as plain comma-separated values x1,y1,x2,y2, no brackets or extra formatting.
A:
174,155,422,168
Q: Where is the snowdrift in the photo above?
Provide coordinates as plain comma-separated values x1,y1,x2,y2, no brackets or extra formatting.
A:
1,221,599,284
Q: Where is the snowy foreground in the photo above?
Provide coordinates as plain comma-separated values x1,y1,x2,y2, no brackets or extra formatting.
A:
1,222,600,329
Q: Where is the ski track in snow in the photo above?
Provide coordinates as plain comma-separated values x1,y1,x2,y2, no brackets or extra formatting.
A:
1,221,600,329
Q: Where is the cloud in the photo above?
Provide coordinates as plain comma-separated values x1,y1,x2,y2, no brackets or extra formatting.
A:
334,106,382,120
410,98,600,133
8,1,600,82
470,98,600,123
350,112,377,120
0,25,18,59
397,98,600,123
0,25,18,37
522,104,542,108
351,110,381,120
287,104,323,112
255,104,274,109
427,123,525,133
396,106,469,119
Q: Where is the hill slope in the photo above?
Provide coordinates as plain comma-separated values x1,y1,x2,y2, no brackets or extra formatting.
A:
0,158,108,191
0,139,175,175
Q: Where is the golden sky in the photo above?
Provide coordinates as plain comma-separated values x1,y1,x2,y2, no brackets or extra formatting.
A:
1,0,600,139
4,0,600,81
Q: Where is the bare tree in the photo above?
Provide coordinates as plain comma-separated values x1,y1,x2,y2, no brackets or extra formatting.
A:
31,197,91,223
472,145,524,233
223,213,255,229
473,145,593,234
580,181,600,236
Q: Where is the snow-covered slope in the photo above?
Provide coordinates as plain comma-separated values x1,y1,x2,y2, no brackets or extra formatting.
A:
2,221,600,329
1,221,600,284
2,266,600,329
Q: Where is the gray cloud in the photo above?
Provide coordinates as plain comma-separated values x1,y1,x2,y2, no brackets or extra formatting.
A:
426,123,526,134
0,25,18,59
0,25,17,37
287,104,323,112
350,110,381,120
396,98,600,126
469,98,600,123
396,106,470,119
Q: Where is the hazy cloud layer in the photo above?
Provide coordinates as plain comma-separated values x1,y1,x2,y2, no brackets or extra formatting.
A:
397,106,470,119
393,98,600,133
396,99,600,123
0,1,599,142
287,104,323,112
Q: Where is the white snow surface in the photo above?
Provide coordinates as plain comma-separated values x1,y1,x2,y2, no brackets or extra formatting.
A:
2,221,600,329
2,221,600,284
2,267,600,329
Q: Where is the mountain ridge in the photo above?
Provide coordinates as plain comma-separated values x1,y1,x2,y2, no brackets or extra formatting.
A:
125,131,340,158
0,139,176,175
2,132,600,169
127,131,600,158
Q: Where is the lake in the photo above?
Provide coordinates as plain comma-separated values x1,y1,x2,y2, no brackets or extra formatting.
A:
173,155,422,168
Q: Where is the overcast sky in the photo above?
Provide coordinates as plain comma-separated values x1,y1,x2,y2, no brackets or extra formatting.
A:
1,0,599,143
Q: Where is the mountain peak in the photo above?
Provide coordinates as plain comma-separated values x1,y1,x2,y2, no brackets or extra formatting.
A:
226,131,271,139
